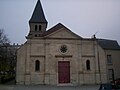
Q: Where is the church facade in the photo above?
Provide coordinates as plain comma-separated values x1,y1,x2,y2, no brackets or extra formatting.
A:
16,0,120,85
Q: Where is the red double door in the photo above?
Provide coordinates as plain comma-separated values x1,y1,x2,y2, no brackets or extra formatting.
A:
58,61,70,83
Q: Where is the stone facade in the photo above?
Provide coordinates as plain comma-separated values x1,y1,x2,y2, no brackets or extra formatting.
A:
16,0,120,85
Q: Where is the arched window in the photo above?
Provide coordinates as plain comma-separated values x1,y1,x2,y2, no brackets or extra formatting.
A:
86,60,90,70
35,60,40,71
35,25,37,31
39,25,41,31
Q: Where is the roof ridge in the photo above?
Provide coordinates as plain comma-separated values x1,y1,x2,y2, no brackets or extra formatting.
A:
45,23,65,35
97,38,117,41
44,23,82,39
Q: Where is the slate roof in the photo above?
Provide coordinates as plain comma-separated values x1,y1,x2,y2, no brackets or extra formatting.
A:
29,0,47,23
97,39,120,50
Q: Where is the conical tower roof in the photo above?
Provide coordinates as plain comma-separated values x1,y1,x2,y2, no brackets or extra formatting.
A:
29,0,47,23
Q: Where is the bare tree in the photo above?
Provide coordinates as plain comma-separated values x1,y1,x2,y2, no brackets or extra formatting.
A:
0,29,11,72
0,29,10,45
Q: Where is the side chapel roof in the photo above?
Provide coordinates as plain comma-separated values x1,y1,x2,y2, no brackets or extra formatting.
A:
97,39,120,50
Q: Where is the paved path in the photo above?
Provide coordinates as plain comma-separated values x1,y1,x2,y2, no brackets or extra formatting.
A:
0,85,99,90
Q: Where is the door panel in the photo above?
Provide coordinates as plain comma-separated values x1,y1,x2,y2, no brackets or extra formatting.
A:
58,61,70,83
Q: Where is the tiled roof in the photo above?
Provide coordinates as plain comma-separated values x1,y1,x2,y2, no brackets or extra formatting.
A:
97,39,120,50
29,0,47,23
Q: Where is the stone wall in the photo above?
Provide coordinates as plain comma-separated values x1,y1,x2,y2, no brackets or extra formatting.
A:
16,38,109,85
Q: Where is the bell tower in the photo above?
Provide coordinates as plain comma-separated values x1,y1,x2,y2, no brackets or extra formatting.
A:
27,0,48,38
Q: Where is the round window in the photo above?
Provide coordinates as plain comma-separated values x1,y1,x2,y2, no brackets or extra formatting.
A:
60,45,67,53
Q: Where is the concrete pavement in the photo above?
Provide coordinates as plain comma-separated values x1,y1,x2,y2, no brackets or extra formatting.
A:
0,85,99,90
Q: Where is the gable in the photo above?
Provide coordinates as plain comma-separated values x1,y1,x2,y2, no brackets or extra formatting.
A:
45,23,82,39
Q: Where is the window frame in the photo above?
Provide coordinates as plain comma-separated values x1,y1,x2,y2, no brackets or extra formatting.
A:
107,55,112,64
86,60,90,70
35,25,38,31
39,25,41,31
35,60,40,72
108,69,114,80
60,45,68,54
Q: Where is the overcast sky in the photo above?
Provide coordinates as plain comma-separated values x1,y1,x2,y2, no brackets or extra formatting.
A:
0,0,120,44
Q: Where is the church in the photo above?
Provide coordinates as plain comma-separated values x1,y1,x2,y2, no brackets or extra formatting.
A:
16,0,120,85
